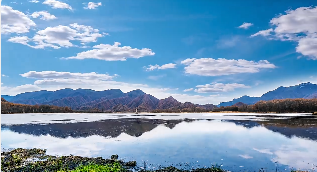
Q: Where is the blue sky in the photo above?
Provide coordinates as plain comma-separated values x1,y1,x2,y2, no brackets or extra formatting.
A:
1,0,317,104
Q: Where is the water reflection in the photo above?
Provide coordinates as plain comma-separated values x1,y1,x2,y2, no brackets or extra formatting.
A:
2,115,317,171
2,118,187,138
229,118,317,141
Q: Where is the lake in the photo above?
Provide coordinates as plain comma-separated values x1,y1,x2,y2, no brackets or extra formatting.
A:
1,113,317,171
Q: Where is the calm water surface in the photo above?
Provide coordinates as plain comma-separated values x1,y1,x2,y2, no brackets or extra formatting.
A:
1,113,317,171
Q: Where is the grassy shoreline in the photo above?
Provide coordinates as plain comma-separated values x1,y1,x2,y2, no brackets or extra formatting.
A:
0,148,307,172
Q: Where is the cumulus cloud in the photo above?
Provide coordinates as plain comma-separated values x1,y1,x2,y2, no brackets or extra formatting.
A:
251,6,317,60
296,34,317,60
270,7,317,34
84,2,102,9
238,22,253,29
2,74,9,77
1,5,36,34
8,23,106,49
145,63,176,71
8,36,31,46
63,42,155,61
194,82,250,93
183,88,193,92
20,71,117,80
43,0,72,10
31,11,57,20
181,58,276,76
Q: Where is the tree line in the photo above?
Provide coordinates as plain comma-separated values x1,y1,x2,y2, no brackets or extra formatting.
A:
213,98,317,113
2,98,317,114
1,98,73,114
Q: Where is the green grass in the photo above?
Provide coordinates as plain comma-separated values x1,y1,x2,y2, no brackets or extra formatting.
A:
58,162,126,172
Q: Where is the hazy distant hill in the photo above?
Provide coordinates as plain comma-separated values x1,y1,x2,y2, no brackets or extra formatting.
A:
219,82,317,107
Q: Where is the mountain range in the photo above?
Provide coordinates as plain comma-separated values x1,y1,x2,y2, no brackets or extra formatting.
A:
2,82,317,111
1,88,216,112
218,82,317,106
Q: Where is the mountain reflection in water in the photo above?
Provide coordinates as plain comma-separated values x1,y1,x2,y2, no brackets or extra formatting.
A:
2,118,189,138
2,114,317,171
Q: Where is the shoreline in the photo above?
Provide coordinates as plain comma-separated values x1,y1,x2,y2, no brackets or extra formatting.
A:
2,111,315,115
1,148,303,172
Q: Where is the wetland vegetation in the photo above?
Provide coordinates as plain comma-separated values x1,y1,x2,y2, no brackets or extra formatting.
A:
1,148,310,172
1,148,228,172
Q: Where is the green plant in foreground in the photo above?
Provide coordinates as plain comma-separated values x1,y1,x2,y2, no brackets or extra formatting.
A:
58,162,126,172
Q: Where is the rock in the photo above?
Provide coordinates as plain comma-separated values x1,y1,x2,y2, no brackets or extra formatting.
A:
111,154,118,160
124,161,137,167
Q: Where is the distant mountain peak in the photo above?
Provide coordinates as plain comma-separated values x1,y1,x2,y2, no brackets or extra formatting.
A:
219,82,317,106
128,89,145,93
300,82,312,85
167,96,175,99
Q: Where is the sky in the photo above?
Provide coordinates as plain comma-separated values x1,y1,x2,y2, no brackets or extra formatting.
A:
1,0,317,105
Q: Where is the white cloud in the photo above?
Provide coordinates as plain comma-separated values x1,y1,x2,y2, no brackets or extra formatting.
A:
253,148,273,155
20,71,117,80
270,7,317,35
238,22,253,29
195,82,250,93
145,63,176,71
2,74,9,77
84,2,102,9
8,36,31,46
1,84,42,95
296,34,317,60
63,42,155,61
238,154,253,159
8,23,106,49
250,28,273,37
183,88,193,92
1,5,36,34
43,0,72,10
31,11,57,20
251,6,317,60
29,0,39,3
181,58,276,76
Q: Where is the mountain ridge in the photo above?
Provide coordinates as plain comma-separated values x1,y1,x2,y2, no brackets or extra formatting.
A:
219,82,317,106
2,82,317,110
